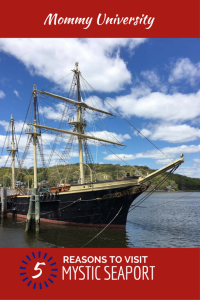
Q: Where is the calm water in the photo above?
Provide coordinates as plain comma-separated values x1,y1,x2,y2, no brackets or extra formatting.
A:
0,192,199,248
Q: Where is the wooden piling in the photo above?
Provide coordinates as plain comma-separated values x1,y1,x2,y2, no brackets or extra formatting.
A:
1,187,7,219
25,188,39,233
25,194,35,232
35,194,40,233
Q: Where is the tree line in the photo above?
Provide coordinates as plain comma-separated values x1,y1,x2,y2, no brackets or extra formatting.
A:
0,163,200,191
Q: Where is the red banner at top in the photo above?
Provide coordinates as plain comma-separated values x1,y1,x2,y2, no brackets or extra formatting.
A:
1,0,200,38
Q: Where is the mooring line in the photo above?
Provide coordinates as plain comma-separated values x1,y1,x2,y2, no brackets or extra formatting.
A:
81,206,123,248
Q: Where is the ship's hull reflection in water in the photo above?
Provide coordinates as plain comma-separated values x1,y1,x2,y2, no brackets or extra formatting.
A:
0,218,129,248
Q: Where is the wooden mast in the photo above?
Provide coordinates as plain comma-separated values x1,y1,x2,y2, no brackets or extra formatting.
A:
75,62,85,184
25,85,41,233
26,84,41,189
33,85,38,189
7,114,18,189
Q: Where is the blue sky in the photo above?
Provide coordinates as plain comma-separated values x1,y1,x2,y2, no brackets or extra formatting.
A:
0,38,200,178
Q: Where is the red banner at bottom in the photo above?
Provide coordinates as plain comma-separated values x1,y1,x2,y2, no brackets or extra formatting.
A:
1,248,199,299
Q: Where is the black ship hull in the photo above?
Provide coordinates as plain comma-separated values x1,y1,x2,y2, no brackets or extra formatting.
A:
8,182,149,227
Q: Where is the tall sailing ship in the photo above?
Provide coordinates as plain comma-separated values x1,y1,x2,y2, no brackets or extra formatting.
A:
3,63,184,227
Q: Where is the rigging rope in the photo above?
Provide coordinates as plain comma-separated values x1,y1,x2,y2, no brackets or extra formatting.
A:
43,73,77,169
2,152,11,168
0,122,11,159
40,137,69,165
81,205,123,248
129,166,178,213
16,95,33,151
40,72,73,92
80,76,122,147
85,128,131,167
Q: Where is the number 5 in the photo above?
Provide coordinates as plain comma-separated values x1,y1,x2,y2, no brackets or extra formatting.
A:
32,262,46,278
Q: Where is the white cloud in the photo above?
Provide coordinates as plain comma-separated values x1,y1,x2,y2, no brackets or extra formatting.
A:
86,130,131,145
104,154,135,161
191,117,200,125
109,89,200,122
0,155,10,167
104,144,200,162
141,70,160,86
135,144,200,160
135,128,151,137
175,167,200,178
0,120,27,133
0,90,5,98
129,84,152,98
193,158,200,166
85,96,112,119
141,70,167,93
13,90,20,99
193,158,200,163
39,103,68,121
140,124,200,143
0,38,146,93
155,159,173,165
169,58,200,85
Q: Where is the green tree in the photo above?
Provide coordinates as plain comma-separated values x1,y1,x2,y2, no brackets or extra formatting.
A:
37,173,43,182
